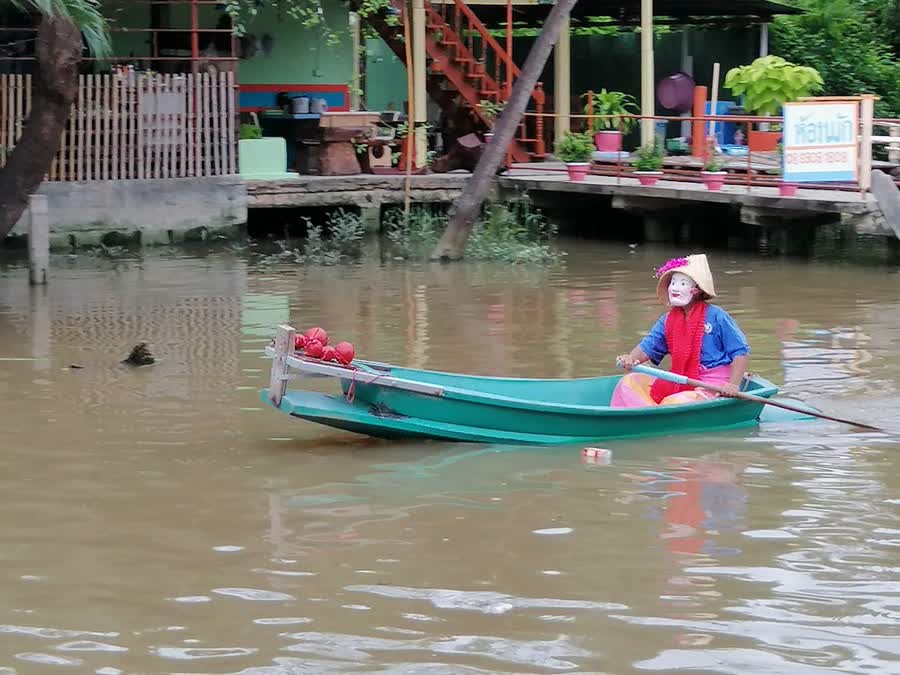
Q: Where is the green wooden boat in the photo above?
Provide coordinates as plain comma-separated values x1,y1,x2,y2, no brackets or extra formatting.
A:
260,329,805,445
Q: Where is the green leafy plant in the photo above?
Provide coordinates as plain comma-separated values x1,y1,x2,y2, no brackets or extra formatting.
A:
724,56,824,117
256,209,365,266
633,142,664,171
555,131,594,163
239,122,262,140
702,136,725,172
772,0,900,118
385,197,563,265
583,89,639,134
478,99,505,123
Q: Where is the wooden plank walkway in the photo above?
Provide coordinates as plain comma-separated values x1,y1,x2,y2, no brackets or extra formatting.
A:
503,163,877,216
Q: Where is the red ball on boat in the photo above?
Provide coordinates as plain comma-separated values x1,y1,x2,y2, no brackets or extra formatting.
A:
333,341,355,365
294,334,307,351
304,326,329,346
321,345,338,362
305,340,324,359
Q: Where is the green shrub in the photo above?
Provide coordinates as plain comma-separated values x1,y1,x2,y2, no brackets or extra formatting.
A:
555,131,594,163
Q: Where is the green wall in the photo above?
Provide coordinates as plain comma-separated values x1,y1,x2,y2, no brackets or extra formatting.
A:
108,0,353,87
365,37,407,111
237,1,353,86
109,2,151,58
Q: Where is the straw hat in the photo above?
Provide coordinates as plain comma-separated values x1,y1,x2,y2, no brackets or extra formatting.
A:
655,253,717,305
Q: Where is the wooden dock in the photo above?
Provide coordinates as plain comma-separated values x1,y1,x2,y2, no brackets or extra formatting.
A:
242,164,897,239
501,163,892,238
245,174,472,210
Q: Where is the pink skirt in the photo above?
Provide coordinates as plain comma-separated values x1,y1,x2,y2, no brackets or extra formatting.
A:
610,364,731,408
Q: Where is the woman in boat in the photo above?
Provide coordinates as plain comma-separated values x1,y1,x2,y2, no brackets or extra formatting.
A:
612,253,750,407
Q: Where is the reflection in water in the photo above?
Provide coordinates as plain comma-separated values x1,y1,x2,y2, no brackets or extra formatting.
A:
0,243,899,673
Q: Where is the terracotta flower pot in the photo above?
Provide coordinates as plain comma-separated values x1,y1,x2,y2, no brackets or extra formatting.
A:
566,162,591,181
635,171,663,186
748,129,781,152
779,182,798,197
594,130,622,153
701,171,727,191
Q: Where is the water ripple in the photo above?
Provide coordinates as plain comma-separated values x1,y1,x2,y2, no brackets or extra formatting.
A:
156,646,259,660
211,588,295,602
346,585,627,614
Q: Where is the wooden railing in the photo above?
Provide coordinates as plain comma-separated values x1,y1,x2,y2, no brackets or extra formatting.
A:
0,71,237,181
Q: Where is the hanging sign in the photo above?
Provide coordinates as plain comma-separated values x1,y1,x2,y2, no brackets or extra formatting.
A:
782,100,859,183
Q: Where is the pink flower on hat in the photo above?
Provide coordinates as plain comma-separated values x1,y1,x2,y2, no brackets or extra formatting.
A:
654,257,688,278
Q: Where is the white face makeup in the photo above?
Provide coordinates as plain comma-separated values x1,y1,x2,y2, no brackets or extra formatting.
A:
667,271,698,307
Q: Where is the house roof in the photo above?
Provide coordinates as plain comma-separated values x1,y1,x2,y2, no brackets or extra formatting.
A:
469,0,803,27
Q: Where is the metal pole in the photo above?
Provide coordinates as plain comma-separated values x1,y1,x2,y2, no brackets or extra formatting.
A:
350,12,361,111
403,0,415,217
506,0,513,99
640,0,655,146
190,0,200,74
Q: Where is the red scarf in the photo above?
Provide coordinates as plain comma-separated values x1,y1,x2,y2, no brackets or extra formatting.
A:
649,301,708,404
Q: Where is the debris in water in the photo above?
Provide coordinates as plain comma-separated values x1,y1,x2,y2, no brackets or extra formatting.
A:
122,343,155,367
582,447,612,465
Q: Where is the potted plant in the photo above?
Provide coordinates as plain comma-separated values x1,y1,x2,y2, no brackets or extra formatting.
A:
701,138,727,190
724,56,823,152
555,131,594,181
770,142,798,196
632,142,665,186
583,89,639,152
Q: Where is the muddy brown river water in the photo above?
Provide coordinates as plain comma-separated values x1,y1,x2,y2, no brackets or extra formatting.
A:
1,241,899,674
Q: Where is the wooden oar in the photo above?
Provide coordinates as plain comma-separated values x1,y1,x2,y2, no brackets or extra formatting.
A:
627,363,883,432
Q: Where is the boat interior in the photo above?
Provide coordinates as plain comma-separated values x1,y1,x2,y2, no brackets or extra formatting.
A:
355,361,776,406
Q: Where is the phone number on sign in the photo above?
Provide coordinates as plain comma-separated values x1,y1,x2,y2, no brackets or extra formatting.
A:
786,150,852,164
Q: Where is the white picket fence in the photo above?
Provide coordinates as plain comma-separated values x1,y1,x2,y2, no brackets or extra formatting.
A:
0,71,237,181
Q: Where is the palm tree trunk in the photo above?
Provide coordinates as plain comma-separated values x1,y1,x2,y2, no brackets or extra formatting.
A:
0,15,82,242
429,0,580,262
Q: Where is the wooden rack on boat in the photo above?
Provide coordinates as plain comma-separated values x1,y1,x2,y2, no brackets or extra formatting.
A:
266,324,445,407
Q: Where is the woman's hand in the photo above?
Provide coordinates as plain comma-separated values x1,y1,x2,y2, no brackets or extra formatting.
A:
617,354,639,370
719,382,741,397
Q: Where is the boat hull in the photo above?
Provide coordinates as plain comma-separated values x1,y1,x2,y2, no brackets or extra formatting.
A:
332,365,777,441
260,389,772,445
261,372,782,445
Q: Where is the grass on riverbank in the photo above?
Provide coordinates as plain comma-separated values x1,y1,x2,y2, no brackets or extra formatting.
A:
253,197,564,267
385,198,563,265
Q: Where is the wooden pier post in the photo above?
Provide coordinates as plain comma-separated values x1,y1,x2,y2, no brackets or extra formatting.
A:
269,324,296,407
28,194,49,286
859,95,876,192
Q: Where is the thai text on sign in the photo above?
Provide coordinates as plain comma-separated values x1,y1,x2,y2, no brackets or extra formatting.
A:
782,101,859,183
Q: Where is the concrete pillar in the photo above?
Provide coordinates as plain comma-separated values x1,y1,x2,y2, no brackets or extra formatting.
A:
553,16,572,145
359,204,381,233
412,0,428,165
28,194,49,286
759,23,769,57
643,213,669,243
640,0,655,146
30,285,49,371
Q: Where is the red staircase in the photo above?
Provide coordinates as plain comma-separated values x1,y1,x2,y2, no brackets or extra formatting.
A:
376,0,547,163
